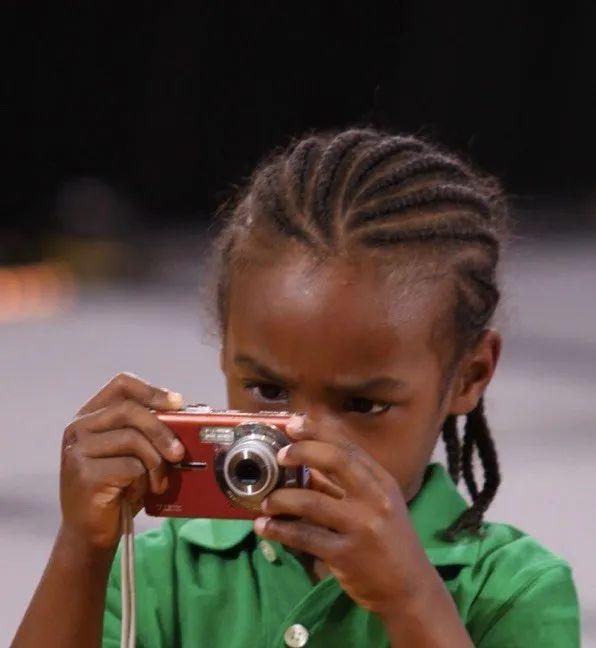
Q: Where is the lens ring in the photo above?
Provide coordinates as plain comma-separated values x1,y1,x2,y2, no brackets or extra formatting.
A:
227,449,268,494
223,438,280,500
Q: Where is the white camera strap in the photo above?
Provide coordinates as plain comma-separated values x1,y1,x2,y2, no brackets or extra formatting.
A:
120,500,136,648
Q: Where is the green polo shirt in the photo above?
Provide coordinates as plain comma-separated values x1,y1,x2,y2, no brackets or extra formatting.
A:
102,463,580,647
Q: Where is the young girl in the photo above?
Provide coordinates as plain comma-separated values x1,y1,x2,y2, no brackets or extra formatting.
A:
12,128,579,647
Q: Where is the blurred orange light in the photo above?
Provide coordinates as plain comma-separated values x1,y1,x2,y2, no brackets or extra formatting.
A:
0,262,77,323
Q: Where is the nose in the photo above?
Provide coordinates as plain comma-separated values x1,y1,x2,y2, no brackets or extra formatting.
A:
288,396,325,423
288,396,343,433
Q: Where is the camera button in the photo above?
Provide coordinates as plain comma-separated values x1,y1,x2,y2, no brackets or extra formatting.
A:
284,623,309,647
259,539,278,563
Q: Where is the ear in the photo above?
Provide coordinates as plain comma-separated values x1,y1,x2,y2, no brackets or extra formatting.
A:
447,328,502,416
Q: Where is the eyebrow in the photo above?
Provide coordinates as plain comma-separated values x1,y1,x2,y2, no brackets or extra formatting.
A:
234,355,288,384
233,354,408,392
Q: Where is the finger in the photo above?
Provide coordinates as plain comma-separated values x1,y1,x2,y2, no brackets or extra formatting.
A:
308,468,346,499
285,414,395,488
84,455,148,493
278,440,385,497
262,488,351,532
77,371,184,416
71,400,185,463
78,428,167,494
253,516,344,562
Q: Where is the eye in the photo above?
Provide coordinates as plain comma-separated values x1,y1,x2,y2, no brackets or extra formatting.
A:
243,382,289,403
343,397,392,415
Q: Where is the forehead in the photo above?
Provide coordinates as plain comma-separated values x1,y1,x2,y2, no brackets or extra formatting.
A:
225,247,452,382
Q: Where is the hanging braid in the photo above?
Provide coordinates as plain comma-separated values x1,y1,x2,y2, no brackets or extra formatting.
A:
212,126,509,539
442,397,501,540
441,414,461,485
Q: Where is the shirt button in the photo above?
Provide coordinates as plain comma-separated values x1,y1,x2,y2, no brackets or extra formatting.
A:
284,623,309,647
259,540,278,563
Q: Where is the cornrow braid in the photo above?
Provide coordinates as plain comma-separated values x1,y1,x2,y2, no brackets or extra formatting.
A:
343,135,428,206
355,154,471,204
310,129,379,242
212,126,509,540
252,164,314,245
357,222,499,251
350,184,491,230
286,137,321,213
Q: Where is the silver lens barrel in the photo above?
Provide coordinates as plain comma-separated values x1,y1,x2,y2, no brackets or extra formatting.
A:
224,441,279,497
222,429,282,505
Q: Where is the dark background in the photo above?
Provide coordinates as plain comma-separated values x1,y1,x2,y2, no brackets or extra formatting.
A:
3,1,596,264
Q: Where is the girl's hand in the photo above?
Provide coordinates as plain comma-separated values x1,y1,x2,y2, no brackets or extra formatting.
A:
59,372,185,552
254,415,438,620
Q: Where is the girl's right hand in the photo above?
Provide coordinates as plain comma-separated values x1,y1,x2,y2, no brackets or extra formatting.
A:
59,372,186,552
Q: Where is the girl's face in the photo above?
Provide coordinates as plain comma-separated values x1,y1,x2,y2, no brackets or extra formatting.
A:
220,247,498,501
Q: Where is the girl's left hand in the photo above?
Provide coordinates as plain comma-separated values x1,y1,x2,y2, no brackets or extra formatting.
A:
254,414,438,620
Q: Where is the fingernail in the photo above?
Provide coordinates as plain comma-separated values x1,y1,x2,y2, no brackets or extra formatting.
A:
171,439,185,457
254,516,270,534
167,392,185,409
277,445,291,463
286,415,304,435
159,477,169,493
260,497,270,513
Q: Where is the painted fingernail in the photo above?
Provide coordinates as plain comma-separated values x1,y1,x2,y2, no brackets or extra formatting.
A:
286,415,304,435
254,516,270,534
167,392,185,409
277,445,291,463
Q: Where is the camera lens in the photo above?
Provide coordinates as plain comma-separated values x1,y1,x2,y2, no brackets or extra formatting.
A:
234,458,261,485
221,423,283,507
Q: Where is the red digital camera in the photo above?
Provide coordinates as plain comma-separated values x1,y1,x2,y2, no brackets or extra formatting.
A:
144,405,309,520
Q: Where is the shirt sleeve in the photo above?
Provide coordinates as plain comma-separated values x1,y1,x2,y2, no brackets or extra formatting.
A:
476,564,580,647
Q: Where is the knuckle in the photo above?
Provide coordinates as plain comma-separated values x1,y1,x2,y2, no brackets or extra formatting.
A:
116,398,138,420
362,513,384,539
62,423,78,446
118,427,136,446
145,448,164,471
295,523,313,546
377,492,396,517
148,459,165,475
128,456,146,478
112,372,132,390
73,457,94,485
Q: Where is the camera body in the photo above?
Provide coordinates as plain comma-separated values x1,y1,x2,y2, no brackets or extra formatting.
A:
144,405,309,519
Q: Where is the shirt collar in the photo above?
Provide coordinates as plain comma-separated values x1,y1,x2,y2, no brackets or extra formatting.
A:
177,462,481,567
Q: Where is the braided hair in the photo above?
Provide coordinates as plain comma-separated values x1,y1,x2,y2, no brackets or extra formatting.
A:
210,127,509,540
